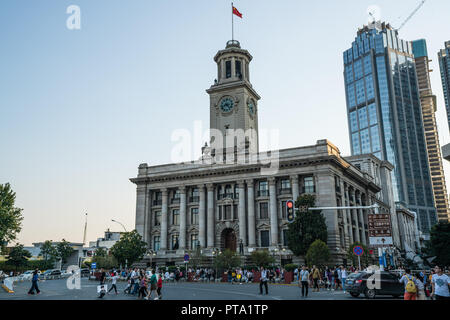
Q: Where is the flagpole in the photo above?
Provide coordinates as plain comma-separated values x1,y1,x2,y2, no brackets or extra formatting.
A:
231,2,234,41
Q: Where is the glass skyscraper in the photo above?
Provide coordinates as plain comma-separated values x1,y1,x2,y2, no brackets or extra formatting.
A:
438,41,450,132
343,22,437,232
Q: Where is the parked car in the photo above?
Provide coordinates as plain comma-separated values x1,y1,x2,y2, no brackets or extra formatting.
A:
80,268,90,276
346,271,404,299
41,269,62,277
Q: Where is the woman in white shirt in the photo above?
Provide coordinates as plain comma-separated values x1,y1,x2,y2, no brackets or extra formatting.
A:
415,272,426,300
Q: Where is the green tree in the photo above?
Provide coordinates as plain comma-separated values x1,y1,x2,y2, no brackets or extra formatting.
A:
0,183,24,245
110,230,147,266
286,195,328,256
188,247,208,269
213,249,241,271
39,240,58,264
56,239,74,266
7,244,31,270
92,255,118,269
94,247,107,257
423,221,450,266
306,239,330,267
347,242,371,267
249,250,275,268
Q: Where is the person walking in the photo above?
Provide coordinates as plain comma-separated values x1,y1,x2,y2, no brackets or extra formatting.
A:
156,271,163,300
431,265,450,300
137,276,147,299
341,266,348,294
146,269,157,300
299,266,310,298
259,267,268,295
99,268,106,285
108,271,118,295
27,269,41,295
415,272,426,300
399,268,419,300
311,265,321,292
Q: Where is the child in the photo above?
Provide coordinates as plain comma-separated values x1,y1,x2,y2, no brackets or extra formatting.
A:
156,272,163,300
98,285,107,298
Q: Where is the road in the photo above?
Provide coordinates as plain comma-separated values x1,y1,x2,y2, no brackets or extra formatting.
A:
0,278,400,300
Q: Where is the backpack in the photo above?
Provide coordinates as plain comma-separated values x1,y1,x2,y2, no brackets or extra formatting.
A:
405,276,417,294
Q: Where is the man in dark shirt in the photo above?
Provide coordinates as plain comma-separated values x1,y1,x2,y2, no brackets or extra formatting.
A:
99,268,106,285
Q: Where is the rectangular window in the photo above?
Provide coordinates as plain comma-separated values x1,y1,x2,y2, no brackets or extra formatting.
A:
350,111,358,133
347,83,356,108
352,132,361,155
233,204,238,220
283,229,288,247
356,79,366,105
191,234,199,249
154,211,161,226
153,236,160,251
368,103,377,125
225,205,232,220
226,60,231,78
191,208,198,225
370,126,381,152
218,206,222,220
360,128,371,154
364,55,372,75
281,179,291,189
303,177,315,194
260,202,269,219
235,60,242,78
345,65,354,84
281,201,287,219
366,74,374,100
261,230,270,248
258,181,268,196
358,107,368,129
172,209,179,225
354,59,363,80
171,234,179,250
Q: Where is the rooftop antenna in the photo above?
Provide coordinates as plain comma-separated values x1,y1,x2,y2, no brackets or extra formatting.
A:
82,213,88,246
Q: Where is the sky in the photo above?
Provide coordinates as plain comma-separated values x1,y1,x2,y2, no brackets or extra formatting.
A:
0,0,449,246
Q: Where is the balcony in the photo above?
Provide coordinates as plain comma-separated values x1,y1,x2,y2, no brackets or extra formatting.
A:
218,193,235,200
171,198,180,204
279,188,292,195
189,196,199,203
301,187,316,194
257,190,269,197
153,200,162,206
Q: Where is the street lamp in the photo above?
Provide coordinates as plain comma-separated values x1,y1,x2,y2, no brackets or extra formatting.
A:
212,248,221,282
147,249,156,269
111,219,127,232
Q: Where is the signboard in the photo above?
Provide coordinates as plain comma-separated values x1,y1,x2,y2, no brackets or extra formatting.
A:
184,254,190,262
91,262,97,269
353,246,364,256
368,213,393,246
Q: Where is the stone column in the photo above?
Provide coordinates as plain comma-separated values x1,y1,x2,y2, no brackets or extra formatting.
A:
179,186,187,249
346,186,354,244
135,185,147,239
340,179,350,248
238,181,247,246
160,188,169,250
199,185,206,248
291,175,299,201
246,179,256,247
143,190,152,244
231,57,236,78
268,177,279,246
358,193,367,245
207,184,215,248
353,190,361,242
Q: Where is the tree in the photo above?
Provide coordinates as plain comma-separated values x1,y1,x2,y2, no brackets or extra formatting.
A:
213,249,241,271
94,247,107,257
286,194,328,256
188,247,208,269
249,250,275,268
110,230,147,266
56,239,74,266
347,242,371,268
306,240,330,267
39,240,58,264
0,183,24,245
7,244,31,270
92,255,118,269
423,221,450,266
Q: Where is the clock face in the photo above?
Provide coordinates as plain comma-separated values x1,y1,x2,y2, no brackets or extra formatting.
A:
247,99,255,116
220,98,234,113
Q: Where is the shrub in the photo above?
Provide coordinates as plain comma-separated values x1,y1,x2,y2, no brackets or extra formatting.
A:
284,264,298,272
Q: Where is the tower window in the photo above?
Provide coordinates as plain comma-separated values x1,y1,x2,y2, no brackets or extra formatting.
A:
226,61,231,78
235,60,242,79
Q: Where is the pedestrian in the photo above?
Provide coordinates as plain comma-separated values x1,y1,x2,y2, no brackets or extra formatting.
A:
138,276,148,299
156,271,163,300
341,266,348,293
98,284,107,298
27,268,41,295
99,268,106,285
108,271,118,295
414,272,426,300
146,269,157,300
312,265,321,292
334,267,341,290
431,265,450,300
399,268,419,300
299,266,310,298
259,266,268,295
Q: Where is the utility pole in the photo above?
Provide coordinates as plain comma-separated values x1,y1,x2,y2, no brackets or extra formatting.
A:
82,213,88,246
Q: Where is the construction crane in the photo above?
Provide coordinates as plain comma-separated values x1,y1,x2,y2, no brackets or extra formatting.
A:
397,0,426,31
82,212,88,245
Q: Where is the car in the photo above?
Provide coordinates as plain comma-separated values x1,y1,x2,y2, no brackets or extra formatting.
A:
42,269,62,277
80,268,90,276
346,271,404,299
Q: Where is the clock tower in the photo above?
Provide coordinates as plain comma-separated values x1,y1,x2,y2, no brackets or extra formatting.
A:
206,40,260,159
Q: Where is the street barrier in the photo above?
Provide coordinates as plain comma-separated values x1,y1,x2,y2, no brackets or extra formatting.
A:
1,276,18,293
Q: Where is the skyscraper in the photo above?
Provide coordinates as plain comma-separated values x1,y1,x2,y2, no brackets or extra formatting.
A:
343,22,437,232
438,41,450,132
412,39,450,223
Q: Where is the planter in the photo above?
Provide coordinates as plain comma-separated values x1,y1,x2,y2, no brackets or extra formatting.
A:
284,271,294,284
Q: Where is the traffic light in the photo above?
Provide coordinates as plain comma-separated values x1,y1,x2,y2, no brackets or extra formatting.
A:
286,200,295,223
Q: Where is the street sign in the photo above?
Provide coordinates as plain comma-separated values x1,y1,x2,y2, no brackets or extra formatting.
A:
368,213,393,247
353,246,364,256
184,254,190,262
91,262,97,269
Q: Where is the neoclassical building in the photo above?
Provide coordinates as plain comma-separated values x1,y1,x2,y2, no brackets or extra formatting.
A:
131,40,391,266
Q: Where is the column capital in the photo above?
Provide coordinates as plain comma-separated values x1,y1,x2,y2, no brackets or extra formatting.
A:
290,175,299,182
179,186,187,194
237,180,245,188
245,179,254,186
268,177,276,185
161,188,168,196
206,183,215,191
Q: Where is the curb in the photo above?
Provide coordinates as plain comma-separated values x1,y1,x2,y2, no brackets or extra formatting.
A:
1,284,14,293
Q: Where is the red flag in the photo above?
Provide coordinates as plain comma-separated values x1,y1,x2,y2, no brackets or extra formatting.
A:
233,6,242,18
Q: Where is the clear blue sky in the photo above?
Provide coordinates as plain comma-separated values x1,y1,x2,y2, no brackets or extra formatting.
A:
1,0,449,245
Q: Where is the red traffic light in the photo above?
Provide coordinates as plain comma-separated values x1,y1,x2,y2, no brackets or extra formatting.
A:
287,201,294,208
